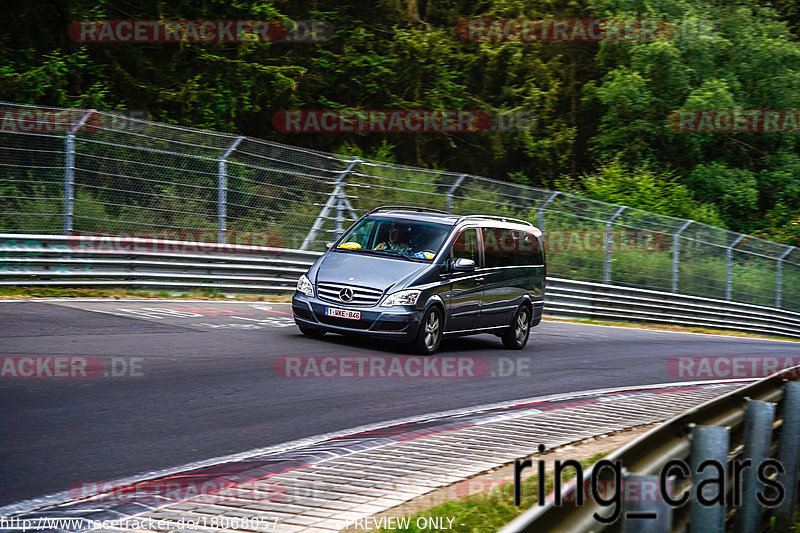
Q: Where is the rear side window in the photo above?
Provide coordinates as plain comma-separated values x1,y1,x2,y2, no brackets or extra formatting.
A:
482,227,543,267
482,227,515,267
516,230,543,266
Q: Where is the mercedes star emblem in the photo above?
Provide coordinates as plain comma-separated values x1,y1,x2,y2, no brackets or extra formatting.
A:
339,288,354,302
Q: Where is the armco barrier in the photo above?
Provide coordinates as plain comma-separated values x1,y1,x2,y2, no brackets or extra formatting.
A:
0,234,317,292
498,368,800,532
545,278,800,339
1,233,799,338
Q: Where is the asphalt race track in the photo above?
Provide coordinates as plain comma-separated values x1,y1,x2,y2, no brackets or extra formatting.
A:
1,299,798,507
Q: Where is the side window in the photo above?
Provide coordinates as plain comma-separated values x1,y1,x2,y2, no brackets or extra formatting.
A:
451,228,479,264
482,227,516,268
515,230,543,266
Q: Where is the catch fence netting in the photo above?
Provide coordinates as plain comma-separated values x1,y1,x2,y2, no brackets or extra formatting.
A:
1,101,797,311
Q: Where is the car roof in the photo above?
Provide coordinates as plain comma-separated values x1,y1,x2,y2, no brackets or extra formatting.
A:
366,209,541,235
367,210,461,225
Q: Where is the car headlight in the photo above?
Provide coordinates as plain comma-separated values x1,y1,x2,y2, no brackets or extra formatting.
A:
296,274,314,297
382,289,421,307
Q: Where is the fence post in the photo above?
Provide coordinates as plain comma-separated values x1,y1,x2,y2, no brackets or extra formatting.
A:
726,235,746,301
775,382,800,531
604,206,627,284
690,425,729,533
537,191,560,230
63,110,96,235
218,136,244,245
334,189,344,239
445,174,467,213
776,246,795,309
300,158,360,250
672,220,693,293
737,399,776,533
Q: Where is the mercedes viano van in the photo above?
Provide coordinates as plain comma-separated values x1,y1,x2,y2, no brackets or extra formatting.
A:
292,206,546,354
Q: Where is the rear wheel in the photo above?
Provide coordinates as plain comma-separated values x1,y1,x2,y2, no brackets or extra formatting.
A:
502,305,531,349
298,325,326,338
412,306,443,355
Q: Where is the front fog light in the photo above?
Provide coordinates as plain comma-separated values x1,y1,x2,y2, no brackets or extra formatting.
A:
297,274,314,297
383,290,421,307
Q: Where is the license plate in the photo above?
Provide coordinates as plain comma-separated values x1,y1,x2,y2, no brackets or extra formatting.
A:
325,307,361,320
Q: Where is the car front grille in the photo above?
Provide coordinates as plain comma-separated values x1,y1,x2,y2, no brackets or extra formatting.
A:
317,282,384,306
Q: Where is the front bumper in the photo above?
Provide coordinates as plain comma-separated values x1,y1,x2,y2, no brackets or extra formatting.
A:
292,293,423,341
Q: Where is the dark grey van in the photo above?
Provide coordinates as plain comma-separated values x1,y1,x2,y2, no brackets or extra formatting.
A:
292,207,546,354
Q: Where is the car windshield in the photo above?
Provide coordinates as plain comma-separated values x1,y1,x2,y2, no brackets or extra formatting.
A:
335,216,451,261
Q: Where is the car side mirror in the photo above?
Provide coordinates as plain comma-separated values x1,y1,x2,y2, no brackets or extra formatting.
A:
325,242,334,250
452,258,476,272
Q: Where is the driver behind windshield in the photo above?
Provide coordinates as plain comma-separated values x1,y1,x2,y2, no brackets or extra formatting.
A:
375,224,410,253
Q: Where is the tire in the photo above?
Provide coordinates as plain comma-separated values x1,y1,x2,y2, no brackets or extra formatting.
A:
412,306,443,355
298,325,326,338
501,305,531,350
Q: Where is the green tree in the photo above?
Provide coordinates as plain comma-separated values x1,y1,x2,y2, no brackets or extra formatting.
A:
564,160,724,226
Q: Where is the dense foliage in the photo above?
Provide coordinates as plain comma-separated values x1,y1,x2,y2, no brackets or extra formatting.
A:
2,0,800,243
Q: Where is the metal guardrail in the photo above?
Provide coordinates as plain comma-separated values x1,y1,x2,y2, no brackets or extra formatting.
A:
1,233,799,338
499,369,800,533
0,234,318,292
546,278,800,339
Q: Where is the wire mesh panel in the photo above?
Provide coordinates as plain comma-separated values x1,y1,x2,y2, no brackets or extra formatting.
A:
0,101,798,313
227,138,347,249
0,102,78,233
72,112,228,238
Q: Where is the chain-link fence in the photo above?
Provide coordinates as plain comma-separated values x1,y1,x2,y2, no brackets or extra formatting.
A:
1,101,798,312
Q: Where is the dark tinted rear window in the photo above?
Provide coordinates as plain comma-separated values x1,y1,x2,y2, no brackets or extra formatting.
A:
482,228,542,267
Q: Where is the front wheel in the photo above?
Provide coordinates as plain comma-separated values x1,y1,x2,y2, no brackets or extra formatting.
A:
412,306,443,355
502,305,531,349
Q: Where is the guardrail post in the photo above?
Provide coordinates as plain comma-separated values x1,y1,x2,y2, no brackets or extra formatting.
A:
300,158,360,250
218,136,244,244
776,246,795,309
726,234,746,301
604,206,627,284
737,399,776,533
672,220,693,293
537,191,560,230
690,425,729,533
620,474,672,533
445,174,467,213
63,110,96,235
774,382,800,531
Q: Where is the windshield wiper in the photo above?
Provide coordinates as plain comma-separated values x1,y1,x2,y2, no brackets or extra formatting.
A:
373,249,415,260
